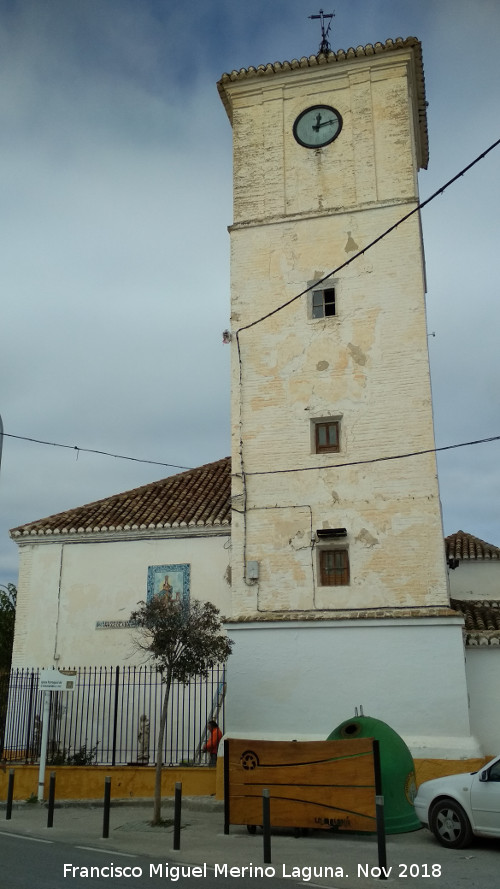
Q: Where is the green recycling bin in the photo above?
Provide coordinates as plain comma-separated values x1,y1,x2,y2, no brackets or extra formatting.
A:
327,714,420,833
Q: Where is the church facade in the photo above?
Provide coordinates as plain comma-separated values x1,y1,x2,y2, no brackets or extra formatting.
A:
10,459,231,667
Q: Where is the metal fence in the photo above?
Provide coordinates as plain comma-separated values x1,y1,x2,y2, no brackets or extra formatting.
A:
0,665,226,767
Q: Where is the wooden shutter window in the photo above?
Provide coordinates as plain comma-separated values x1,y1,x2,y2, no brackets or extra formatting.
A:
316,421,340,453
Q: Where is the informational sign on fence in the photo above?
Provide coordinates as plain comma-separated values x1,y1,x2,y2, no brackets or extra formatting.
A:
39,669,76,691
225,738,378,832
95,620,137,630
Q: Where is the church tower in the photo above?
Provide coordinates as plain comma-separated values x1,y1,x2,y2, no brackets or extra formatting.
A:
218,37,478,759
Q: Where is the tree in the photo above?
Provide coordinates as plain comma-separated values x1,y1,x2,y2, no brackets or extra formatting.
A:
0,583,16,758
0,583,16,672
130,595,233,825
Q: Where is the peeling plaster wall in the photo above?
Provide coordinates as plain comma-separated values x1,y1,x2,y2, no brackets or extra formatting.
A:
219,45,477,759
226,49,448,617
11,533,231,668
229,55,420,225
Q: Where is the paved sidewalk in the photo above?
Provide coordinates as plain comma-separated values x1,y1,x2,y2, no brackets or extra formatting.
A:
0,798,496,889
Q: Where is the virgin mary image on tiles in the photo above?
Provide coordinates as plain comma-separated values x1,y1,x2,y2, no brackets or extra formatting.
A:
160,574,174,598
147,564,190,605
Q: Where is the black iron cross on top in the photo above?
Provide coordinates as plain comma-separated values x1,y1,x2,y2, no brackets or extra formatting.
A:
309,9,334,54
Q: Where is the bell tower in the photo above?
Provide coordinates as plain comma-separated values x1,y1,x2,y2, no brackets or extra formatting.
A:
218,38,479,759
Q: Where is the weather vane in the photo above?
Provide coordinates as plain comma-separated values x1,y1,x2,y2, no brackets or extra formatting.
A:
309,9,334,54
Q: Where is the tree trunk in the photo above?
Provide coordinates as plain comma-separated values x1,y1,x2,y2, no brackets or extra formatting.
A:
152,671,172,825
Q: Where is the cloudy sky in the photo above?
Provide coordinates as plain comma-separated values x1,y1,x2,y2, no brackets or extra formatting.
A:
1,0,499,584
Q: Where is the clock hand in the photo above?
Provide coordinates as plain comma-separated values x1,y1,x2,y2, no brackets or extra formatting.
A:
316,118,336,129
312,112,323,132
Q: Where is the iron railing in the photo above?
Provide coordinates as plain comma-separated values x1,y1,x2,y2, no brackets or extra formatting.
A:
0,665,226,767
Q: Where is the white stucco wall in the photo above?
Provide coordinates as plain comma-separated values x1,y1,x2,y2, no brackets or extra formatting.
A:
449,562,500,600
12,530,231,668
464,648,500,755
225,619,481,759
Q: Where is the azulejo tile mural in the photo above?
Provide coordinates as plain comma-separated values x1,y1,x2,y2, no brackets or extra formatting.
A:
147,564,190,605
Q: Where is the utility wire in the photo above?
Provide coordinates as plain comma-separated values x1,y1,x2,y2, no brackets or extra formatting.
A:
2,142,499,479
0,432,192,471
232,137,500,492
245,435,500,476
2,430,498,475
236,137,500,334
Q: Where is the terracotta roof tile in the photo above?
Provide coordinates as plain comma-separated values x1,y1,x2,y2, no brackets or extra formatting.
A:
10,458,231,538
445,531,500,561
451,599,500,647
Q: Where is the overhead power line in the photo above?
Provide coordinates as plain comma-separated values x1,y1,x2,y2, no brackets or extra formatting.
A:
236,137,500,335
245,435,500,476
0,430,498,474
0,432,192,472
2,141,499,480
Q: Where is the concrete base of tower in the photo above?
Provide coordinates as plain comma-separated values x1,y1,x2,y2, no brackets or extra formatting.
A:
224,615,483,760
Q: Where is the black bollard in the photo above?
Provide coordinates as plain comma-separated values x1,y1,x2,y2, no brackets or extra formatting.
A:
262,789,271,864
173,782,182,850
375,793,387,879
102,776,111,838
6,769,14,820
47,771,56,827
223,740,230,835
373,741,388,880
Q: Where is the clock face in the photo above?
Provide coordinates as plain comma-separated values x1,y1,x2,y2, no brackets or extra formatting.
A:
293,105,343,149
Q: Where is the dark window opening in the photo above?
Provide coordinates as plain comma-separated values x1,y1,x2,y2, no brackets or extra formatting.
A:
312,287,336,318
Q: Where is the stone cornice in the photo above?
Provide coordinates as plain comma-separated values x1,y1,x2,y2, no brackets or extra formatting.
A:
12,524,230,546
228,194,421,233
226,606,459,624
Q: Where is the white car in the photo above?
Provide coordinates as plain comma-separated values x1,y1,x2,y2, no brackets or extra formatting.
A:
414,754,500,848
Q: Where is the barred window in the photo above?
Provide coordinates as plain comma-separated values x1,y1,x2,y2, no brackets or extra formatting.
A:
320,549,350,586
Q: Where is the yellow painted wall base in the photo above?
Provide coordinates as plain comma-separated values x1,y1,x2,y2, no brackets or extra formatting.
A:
0,765,217,802
1,758,492,804
414,757,491,786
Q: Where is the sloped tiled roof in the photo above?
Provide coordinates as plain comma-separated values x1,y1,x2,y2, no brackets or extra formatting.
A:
445,531,500,562
218,37,428,168
10,458,231,538
451,599,500,647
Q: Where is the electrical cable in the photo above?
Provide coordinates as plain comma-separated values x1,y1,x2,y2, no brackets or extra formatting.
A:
230,137,500,572
0,432,192,471
235,137,500,335
1,142,499,480
245,434,500,476
3,428,497,477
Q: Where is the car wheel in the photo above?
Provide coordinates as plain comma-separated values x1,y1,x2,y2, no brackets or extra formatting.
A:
429,797,473,849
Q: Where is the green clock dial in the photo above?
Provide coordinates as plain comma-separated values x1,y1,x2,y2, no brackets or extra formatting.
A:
293,104,343,148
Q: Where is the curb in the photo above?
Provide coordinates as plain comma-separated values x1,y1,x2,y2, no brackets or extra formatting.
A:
0,795,223,812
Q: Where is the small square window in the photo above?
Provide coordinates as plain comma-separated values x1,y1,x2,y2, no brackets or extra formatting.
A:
315,420,340,453
312,287,336,318
320,549,350,586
